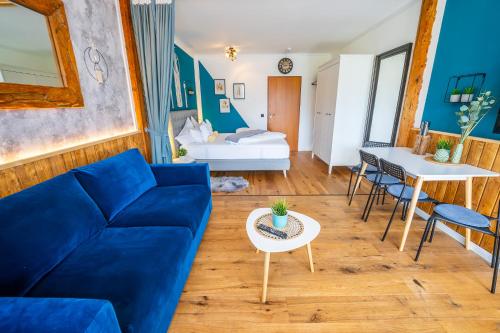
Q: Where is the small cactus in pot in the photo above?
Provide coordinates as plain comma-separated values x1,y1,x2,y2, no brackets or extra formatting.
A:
433,139,453,163
271,198,288,229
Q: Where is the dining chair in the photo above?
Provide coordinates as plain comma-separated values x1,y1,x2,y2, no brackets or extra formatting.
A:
346,141,391,197
415,202,500,293
350,150,400,222
379,158,438,241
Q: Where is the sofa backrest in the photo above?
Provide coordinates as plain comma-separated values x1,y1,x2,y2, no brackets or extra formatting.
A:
0,173,108,296
73,149,157,220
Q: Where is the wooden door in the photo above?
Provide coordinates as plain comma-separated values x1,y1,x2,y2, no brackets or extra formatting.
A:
268,76,302,151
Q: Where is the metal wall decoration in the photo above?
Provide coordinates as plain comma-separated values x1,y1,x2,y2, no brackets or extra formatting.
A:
83,45,109,84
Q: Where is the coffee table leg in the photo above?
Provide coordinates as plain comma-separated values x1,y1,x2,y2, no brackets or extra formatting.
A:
262,252,270,303
306,242,314,272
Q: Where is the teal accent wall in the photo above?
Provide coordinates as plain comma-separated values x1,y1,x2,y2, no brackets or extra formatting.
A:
198,62,248,132
170,45,197,111
421,0,500,140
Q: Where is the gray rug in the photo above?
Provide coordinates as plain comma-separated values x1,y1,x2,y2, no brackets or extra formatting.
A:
210,176,249,192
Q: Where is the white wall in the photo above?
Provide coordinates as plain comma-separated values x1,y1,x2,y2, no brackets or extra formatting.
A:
338,1,422,56
197,53,331,151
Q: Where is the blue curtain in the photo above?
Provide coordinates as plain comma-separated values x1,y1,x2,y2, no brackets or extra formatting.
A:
130,0,175,163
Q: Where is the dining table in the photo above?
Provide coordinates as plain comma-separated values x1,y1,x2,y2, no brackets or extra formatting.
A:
351,147,499,251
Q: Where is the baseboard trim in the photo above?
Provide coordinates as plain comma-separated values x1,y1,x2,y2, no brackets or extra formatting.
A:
415,207,493,263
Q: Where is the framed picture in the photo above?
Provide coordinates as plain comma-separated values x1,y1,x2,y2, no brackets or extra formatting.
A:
214,79,226,95
233,83,245,99
219,98,230,113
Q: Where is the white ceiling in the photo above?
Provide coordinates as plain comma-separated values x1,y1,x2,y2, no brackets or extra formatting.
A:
176,0,419,54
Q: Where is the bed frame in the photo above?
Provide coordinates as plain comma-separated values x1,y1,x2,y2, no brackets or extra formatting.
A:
170,110,290,176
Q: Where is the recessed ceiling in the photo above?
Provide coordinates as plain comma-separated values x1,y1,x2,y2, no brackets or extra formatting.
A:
176,0,419,54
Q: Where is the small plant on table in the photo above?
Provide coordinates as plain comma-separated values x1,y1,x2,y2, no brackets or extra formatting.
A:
271,199,288,229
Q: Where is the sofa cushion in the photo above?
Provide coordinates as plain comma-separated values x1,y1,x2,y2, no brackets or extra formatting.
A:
0,173,107,297
110,185,212,237
73,149,157,220
0,298,121,333
27,227,192,333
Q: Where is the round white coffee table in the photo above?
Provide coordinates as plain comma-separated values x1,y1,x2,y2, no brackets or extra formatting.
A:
246,208,321,303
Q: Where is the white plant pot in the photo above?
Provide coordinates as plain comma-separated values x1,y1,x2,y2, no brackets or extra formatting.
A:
449,94,460,103
461,94,473,103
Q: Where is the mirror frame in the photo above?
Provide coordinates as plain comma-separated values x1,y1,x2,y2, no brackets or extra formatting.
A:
0,0,83,109
363,43,413,146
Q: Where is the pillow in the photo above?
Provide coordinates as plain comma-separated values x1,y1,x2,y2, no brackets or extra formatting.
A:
204,119,213,133
189,128,204,143
199,122,211,142
190,116,200,129
175,118,195,146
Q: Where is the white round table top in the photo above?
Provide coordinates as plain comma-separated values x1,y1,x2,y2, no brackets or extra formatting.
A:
246,208,321,253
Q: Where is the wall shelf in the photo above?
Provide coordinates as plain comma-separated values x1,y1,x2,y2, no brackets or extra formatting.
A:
443,73,486,103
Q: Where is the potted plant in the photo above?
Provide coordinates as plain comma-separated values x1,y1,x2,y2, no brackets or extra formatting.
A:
451,91,496,163
461,86,475,103
178,147,187,158
271,198,288,229
433,139,453,162
450,88,461,103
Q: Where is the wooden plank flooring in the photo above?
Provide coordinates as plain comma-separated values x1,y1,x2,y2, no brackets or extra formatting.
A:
169,153,500,333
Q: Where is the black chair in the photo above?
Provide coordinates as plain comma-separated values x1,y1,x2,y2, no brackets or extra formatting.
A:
346,141,391,197
379,158,438,241
415,202,500,293
349,150,400,222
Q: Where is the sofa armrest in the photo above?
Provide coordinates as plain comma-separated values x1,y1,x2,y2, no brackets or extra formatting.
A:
150,163,211,188
0,297,121,333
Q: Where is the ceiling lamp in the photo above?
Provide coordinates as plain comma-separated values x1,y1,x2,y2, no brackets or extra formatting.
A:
225,46,237,61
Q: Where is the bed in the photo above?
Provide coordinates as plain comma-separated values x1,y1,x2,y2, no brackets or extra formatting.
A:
171,110,290,175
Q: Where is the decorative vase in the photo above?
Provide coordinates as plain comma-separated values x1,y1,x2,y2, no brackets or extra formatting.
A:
449,94,460,103
451,143,464,164
433,149,450,163
272,213,288,229
461,94,473,103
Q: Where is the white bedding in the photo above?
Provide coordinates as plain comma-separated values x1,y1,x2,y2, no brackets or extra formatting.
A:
184,133,290,160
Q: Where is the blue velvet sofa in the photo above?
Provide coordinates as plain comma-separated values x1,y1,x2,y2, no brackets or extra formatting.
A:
0,149,212,333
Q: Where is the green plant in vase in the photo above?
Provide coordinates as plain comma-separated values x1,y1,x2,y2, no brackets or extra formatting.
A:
178,147,187,158
271,198,288,229
451,91,496,163
461,86,475,103
433,139,453,163
450,88,461,103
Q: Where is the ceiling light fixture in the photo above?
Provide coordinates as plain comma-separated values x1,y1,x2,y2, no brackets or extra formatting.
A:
225,46,237,61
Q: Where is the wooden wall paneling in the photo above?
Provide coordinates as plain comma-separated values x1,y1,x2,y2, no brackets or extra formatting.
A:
396,0,438,147
0,132,146,199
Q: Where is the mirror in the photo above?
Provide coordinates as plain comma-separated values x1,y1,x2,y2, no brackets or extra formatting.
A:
0,1,63,87
364,43,412,146
0,0,83,109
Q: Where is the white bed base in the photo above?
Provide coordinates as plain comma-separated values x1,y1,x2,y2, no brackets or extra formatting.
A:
197,158,290,177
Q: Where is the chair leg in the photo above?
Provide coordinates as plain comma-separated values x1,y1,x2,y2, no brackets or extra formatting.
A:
428,218,437,243
491,236,500,293
361,182,376,219
347,171,354,197
381,196,402,241
376,187,381,205
415,217,434,262
364,184,379,222
348,172,361,206
401,202,408,221
382,189,386,205
492,234,499,268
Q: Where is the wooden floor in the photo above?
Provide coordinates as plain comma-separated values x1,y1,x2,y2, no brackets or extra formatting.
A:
169,153,500,333
212,152,370,196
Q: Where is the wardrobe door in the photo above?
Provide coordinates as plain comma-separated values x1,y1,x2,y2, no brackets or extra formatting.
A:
319,63,340,164
313,69,328,157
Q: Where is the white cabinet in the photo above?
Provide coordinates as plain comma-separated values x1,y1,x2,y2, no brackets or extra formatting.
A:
312,55,374,173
